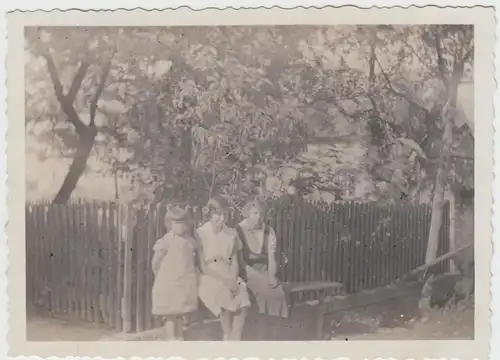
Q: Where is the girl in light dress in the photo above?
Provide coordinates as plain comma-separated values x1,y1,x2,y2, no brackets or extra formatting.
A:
151,204,198,341
196,196,251,341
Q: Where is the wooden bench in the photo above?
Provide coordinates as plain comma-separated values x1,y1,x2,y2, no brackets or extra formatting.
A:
283,281,345,340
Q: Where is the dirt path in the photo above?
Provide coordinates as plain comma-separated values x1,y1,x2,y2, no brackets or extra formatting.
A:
27,305,473,341
27,313,116,341
332,308,474,341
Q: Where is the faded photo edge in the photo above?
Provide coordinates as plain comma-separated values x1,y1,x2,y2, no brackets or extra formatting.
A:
6,5,495,360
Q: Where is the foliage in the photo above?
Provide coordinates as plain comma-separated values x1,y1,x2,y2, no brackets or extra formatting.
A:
25,25,474,205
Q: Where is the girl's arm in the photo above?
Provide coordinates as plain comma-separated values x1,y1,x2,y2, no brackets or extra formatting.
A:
152,236,169,276
152,250,167,276
229,234,242,282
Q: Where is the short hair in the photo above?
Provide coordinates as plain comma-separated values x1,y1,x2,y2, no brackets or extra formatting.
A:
204,195,231,219
241,198,266,219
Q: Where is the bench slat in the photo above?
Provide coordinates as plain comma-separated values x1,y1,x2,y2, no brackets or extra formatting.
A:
284,281,344,293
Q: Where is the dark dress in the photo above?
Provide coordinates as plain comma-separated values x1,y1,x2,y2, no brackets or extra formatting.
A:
236,222,289,318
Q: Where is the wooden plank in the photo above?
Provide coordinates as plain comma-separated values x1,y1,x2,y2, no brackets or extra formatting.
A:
295,200,305,300
77,204,86,320
316,203,325,282
330,204,338,283
406,204,414,273
27,206,36,305
122,205,135,333
136,210,146,333
332,204,341,284
279,203,291,282
287,200,296,284
81,204,90,322
347,202,356,293
448,192,458,272
320,205,328,282
104,204,113,327
104,204,114,328
362,203,369,289
97,205,107,325
284,281,344,293
401,243,473,281
115,204,124,331
393,203,402,280
25,206,33,304
108,204,118,329
84,203,93,322
55,204,64,314
353,202,362,292
274,201,284,281
41,205,50,312
387,205,395,285
358,202,365,291
33,205,41,304
58,204,66,313
47,205,57,313
68,204,77,317
42,204,50,306
60,204,68,314
144,205,156,330
303,202,312,294
376,205,387,288
153,204,166,328
81,204,90,321
65,204,73,314
368,202,376,289
66,205,76,316
92,203,101,323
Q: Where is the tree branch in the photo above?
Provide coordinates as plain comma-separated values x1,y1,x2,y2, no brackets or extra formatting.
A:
89,54,115,126
43,52,87,136
373,54,429,114
434,28,449,90
66,61,90,103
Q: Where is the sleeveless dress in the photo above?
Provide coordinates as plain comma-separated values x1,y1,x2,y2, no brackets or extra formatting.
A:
196,222,251,317
151,232,198,316
236,221,289,318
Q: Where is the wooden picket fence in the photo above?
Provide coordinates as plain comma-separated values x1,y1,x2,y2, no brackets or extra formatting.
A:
25,197,450,333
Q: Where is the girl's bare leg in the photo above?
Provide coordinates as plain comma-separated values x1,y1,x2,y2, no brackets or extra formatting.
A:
230,307,247,341
219,310,232,341
164,318,176,340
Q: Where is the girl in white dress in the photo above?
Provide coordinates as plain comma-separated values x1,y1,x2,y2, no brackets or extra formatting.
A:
151,205,198,340
196,196,251,341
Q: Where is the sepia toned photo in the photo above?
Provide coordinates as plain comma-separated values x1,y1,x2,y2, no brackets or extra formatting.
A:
7,5,494,360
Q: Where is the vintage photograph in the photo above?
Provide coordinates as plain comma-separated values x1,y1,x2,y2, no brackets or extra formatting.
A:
4,5,494,359
22,23,478,343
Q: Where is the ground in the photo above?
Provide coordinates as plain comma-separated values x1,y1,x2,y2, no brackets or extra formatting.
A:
27,312,116,341
333,308,474,340
27,301,473,341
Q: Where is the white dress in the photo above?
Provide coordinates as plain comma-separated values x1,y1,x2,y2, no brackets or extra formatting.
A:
196,222,251,317
151,232,198,316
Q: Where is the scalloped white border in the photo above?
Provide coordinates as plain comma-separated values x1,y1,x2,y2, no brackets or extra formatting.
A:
1,1,498,360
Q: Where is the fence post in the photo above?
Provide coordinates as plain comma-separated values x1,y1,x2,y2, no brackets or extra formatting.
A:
121,205,135,333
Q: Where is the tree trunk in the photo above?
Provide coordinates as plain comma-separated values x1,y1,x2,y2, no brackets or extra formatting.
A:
424,64,461,263
52,126,97,204
424,144,449,263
